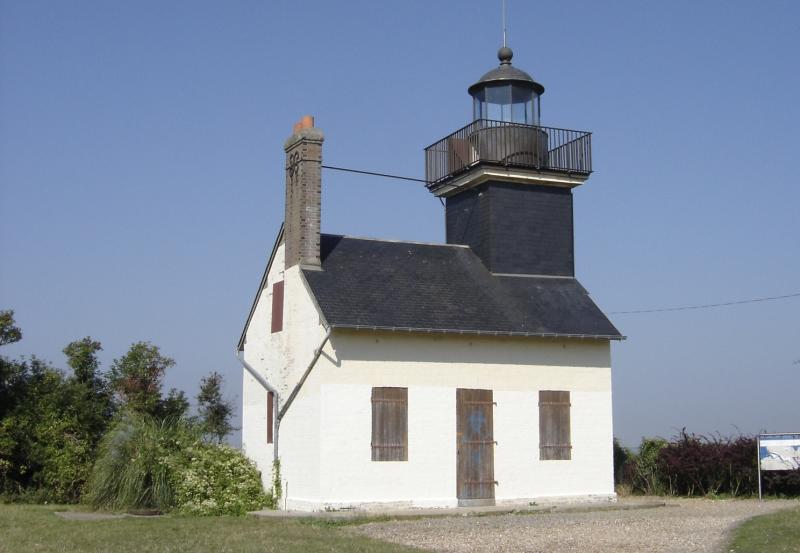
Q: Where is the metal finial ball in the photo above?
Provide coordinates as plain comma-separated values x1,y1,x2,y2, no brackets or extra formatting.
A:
498,46,513,64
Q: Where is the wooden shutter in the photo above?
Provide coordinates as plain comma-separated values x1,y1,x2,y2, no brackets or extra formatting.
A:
371,387,408,461
539,390,571,460
271,281,284,333
267,391,274,444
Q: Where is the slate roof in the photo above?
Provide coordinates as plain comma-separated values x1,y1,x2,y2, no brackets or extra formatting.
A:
302,234,623,339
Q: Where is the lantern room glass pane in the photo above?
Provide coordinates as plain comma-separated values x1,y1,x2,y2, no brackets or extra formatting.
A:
486,84,511,122
511,100,526,123
472,88,485,120
487,101,501,121
486,84,510,104
511,88,526,123
511,85,535,124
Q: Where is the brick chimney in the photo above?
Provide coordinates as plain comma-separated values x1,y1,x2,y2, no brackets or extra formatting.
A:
284,115,323,269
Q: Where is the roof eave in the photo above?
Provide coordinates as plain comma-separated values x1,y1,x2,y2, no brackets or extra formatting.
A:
467,78,545,96
236,223,284,352
329,323,625,341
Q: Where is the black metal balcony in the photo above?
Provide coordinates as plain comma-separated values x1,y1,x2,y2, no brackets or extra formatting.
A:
425,119,592,189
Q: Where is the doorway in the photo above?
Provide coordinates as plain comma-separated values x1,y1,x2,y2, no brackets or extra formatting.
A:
456,388,495,506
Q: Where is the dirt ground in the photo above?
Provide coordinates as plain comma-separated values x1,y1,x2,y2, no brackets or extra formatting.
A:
353,497,799,553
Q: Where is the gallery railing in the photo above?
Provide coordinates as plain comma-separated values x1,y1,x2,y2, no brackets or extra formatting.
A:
425,119,592,187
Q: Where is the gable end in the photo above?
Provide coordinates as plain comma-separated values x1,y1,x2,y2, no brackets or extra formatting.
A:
237,223,284,351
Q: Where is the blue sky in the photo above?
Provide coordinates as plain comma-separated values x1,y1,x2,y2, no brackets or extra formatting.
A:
1,0,798,448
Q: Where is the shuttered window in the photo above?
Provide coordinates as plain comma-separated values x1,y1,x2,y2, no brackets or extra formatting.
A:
539,390,571,460
371,387,408,461
271,281,284,333
267,391,274,444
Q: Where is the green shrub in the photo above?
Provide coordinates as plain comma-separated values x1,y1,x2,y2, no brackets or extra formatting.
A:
0,355,108,503
626,437,668,495
172,444,271,516
1,324,114,504
31,413,93,503
85,412,197,511
613,438,632,486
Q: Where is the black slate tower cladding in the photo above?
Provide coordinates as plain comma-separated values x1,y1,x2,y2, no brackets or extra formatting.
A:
446,181,574,276
425,47,594,277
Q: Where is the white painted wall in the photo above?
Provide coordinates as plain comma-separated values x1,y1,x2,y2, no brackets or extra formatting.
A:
290,331,613,510
241,242,328,496
277,366,321,507
241,369,274,486
316,384,457,509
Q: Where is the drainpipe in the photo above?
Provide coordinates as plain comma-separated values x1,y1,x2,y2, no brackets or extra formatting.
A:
278,328,332,421
235,349,281,461
234,328,332,461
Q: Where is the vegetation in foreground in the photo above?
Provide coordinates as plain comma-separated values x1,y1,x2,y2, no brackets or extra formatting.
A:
86,412,270,515
728,507,800,553
0,504,421,553
613,432,800,498
1,309,274,515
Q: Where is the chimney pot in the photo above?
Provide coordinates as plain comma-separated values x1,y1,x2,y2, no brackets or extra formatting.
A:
292,115,315,134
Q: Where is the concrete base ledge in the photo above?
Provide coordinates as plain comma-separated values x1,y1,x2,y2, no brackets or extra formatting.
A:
249,499,667,521
55,511,128,521
54,511,166,521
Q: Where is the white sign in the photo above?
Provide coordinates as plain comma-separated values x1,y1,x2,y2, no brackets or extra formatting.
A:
759,433,800,471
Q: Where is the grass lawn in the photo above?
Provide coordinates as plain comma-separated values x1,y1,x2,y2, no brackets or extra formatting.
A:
729,507,800,553
0,504,422,553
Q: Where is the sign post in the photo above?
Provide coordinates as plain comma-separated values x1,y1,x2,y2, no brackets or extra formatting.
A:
757,432,800,501
757,435,762,501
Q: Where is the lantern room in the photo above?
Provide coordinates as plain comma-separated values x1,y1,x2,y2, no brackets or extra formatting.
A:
425,45,593,194
468,46,544,125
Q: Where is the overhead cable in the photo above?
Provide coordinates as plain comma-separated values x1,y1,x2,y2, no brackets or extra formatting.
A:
321,165,428,184
609,292,800,315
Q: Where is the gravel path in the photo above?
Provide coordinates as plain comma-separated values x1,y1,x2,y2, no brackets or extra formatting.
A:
354,498,799,553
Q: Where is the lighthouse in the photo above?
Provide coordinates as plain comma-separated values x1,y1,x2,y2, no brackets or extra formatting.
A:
426,46,594,277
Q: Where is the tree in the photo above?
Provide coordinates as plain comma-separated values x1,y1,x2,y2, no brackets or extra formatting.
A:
0,310,27,425
109,342,175,417
197,372,234,443
1,325,114,501
157,388,190,420
0,354,98,502
62,337,115,449
63,337,102,387
0,310,22,347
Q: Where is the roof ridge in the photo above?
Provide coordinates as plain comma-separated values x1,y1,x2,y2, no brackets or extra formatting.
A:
322,233,469,248
492,272,577,280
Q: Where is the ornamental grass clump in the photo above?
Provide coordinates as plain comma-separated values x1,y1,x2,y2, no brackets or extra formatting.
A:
85,412,197,511
172,443,271,516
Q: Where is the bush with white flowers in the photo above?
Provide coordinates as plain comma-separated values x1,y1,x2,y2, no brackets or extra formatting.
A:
172,443,272,516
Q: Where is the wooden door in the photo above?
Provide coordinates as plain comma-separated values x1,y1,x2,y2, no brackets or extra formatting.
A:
456,388,495,506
